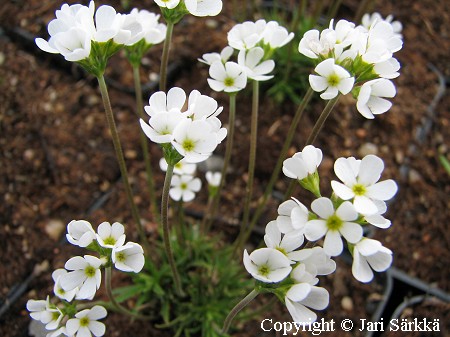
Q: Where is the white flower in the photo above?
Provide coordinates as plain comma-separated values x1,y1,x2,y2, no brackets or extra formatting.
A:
27,297,63,330
93,5,123,43
264,220,304,261
309,58,355,99
66,306,107,337
140,110,187,144
95,222,126,249
361,12,402,39
169,174,202,202
237,47,275,81
52,269,78,302
361,21,403,64
356,78,396,119
289,247,336,276
331,155,398,215
352,238,393,283
205,171,221,187
124,9,166,46
144,87,187,116
154,0,180,9
304,198,362,256
285,282,329,324
172,119,221,163
35,2,95,61
243,248,292,283
60,255,102,300
207,61,247,92
185,0,223,17
66,220,96,248
112,242,145,273
261,21,294,49
276,198,309,234
282,145,323,180
227,20,267,51
160,157,197,175
198,46,234,65
298,29,335,59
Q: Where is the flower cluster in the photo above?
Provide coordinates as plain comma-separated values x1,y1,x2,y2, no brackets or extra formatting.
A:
27,220,145,336
140,87,227,164
243,145,396,323
199,19,294,93
35,1,166,74
155,0,223,21
299,15,402,118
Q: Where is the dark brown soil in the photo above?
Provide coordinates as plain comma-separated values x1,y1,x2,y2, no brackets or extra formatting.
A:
0,0,449,336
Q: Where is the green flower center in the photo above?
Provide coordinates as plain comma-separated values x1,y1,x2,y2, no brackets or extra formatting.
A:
175,162,182,169
116,252,126,262
224,77,235,87
52,311,60,321
84,265,96,278
182,139,195,152
57,287,66,295
327,73,340,87
276,247,287,255
80,316,90,327
103,236,116,246
258,264,270,277
180,182,188,190
352,183,367,196
326,214,343,231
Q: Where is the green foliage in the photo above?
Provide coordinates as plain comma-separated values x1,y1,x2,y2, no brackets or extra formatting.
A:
113,225,253,337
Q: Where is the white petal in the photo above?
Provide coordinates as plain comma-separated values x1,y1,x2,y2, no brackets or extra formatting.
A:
339,222,363,243
311,197,334,218
286,283,311,302
300,286,329,310
366,180,398,200
323,230,343,256
286,298,317,324
334,157,357,185
331,181,354,200
336,201,358,221
352,250,373,283
353,195,378,215
87,306,107,320
358,155,383,186
89,321,106,337
304,220,328,241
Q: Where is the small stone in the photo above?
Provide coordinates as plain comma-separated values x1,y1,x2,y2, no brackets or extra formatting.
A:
125,149,137,159
45,219,65,241
205,19,219,29
358,142,378,157
408,169,422,183
356,128,367,138
341,296,354,311
0,52,5,66
23,149,35,162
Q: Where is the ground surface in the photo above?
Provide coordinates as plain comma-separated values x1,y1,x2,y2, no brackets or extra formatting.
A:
0,0,449,336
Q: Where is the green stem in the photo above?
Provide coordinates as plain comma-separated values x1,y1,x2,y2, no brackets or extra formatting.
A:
222,289,259,334
132,65,159,221
104,267,152,319
159,22,174,92
244,88,314,244
202,94,237,233
236,81,259,250
97,75,147,251
305,95,340,146
284,95,340,200
161,164,184,296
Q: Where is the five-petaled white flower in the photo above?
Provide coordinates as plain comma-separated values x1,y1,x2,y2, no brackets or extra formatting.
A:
227,20,267,51
264,220,304,261
95,221,126,249
283,145,323,181
331,155,398,215
352,238,393,283
243,248,292,283
169,174,202,202
285,281,329,323
60,255,102,300
237,47,275,81
304,198,362,256
356,78,396,119
207,61,247,93
309,58,355,100
205,171,221,187
52,269,78,302
276,197,309,234
66,305,107,337
66,220,96,248
198,46,234,65
160,157,197,175
112,242,145,273
26,297,63,330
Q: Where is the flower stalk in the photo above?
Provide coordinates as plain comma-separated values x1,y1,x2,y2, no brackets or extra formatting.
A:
159,21,175,92
161,163,184,297
132,65,159,221
222,289,259,334
202,94,237,233
96,75,149,255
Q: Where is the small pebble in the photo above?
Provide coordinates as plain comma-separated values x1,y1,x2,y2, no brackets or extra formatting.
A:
358,142,378,157
408,169,422,183
45,219,65,241
341,296,354,311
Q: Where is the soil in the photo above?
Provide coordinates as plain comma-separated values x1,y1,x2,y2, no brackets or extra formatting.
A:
0,0,449,337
